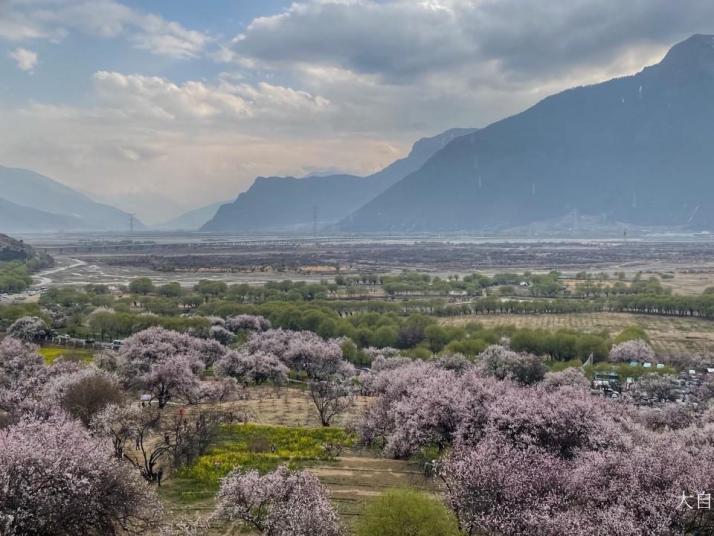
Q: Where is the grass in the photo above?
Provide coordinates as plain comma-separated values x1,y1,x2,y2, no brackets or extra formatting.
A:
38,345,94,365
167,423,353,504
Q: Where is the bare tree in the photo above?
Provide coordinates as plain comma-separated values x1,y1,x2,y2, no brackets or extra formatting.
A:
309,380,354,427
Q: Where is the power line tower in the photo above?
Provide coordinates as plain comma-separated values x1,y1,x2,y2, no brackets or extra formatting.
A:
129,213,136,234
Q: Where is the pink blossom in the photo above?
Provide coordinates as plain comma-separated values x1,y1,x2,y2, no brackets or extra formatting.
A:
213,465,342,536
0,414,161,534
609,339,655,363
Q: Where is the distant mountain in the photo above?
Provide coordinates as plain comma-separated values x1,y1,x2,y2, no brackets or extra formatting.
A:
0,198,84,233
201,128,476,232
340,35,714,233
156,201,228,231
0,166,144,232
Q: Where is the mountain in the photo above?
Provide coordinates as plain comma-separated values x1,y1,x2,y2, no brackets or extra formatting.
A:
0,166,144,232
156,201,228,230
0,198,84,233
340,35,714,233
201,128,476,232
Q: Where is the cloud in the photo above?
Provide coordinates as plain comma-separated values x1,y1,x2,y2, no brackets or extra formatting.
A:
8,47,38,72
227,0,714,84
0,0,208,59
0,97,400,222
91,71,331,127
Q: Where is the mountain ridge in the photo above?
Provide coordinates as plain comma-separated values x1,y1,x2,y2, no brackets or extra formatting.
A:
201,128,477,232
339,34,714,233
0,166,145,232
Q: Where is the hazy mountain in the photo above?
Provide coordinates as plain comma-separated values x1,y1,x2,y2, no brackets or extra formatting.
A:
340,35,714,233
156,201,228,230
0,166,144,232
202,128,476,232
0,198,85,233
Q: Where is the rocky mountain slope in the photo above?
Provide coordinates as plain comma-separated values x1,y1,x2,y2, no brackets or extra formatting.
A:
340,35,714,233
201,128,476,232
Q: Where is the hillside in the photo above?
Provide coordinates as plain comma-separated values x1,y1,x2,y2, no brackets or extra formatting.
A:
340,34,714,233
0,233,36,262
0,166,144,232
0,198,85,233
201,128,476,232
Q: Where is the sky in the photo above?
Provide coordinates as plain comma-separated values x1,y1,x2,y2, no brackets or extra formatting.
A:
0,0,712,223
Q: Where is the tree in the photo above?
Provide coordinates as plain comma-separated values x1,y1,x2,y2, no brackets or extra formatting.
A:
214,350,289,385
140,355,202,408
164,407,229,469
0,415,161,535
118,327,226,368
209,325,234,345
92,404,167,483
354,489,460,536
225,314,271,333
245,329,354,380
439,436,570,536
609,339,655,363
52,368,125,426
213,465,342,536
129,277,155,295
309,379,354,427
437,390,714,536
7,315,50,342
477,345,546,385
93,404,229,483
194,280,227,299
158,282,183,298
359,362,494,458
541,367,591,390
115,327,227,407
0,337,47,418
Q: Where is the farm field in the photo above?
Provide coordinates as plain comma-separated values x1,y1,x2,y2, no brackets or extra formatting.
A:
159,388,434,534
37,345,94,364
442,312,714,357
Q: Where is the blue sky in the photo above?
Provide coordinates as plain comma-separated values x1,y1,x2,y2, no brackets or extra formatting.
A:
0,1,709,222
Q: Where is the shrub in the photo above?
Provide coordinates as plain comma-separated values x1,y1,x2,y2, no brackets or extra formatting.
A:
354,489,461,536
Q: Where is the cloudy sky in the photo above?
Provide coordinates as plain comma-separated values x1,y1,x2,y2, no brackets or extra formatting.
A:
0,0,711,223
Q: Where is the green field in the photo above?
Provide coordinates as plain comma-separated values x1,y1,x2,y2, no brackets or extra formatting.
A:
38,345,94,364
175,424,353,493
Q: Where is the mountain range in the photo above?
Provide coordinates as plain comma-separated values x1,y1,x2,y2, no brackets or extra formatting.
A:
0,166,143,233
5,34,714,235
339,34,714,232
201,128,476,232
